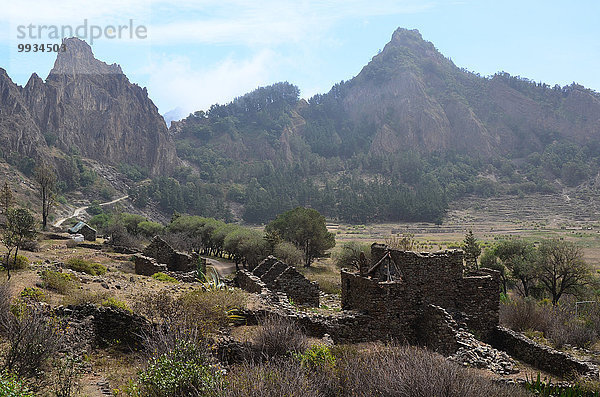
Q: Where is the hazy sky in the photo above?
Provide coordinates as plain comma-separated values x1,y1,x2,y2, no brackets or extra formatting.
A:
1,0,598,120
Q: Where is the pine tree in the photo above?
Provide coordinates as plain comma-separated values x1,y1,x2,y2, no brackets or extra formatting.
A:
462,230,481,270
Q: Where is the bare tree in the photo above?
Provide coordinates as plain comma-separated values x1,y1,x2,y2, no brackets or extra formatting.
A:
33,164,57,230
537,239,591,305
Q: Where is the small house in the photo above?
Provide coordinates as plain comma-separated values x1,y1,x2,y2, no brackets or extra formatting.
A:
68,221,97,241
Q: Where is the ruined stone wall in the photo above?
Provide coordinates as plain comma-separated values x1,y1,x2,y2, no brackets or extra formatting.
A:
372,245,464,309
341,270,417,342
235,269,268,294
458,269,500,339
491,327,598,378
273,267,320,306
416,304,460,356
342,245,500,343
236,256,320,307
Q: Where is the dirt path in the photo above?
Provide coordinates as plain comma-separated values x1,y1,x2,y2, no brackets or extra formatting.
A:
204,257,236,277
53,195,129,227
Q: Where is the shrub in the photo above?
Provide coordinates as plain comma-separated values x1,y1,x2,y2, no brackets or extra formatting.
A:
273,241,303,267
151,272,178,283
2,255,29,270
136,341,222,397
65,257,107,276
180,289,247,334
40,270,79,294
102,297,132,313
500,297,552,333
253,315,308,358
19,288,47,303
222,359,320,397
0,305,64,378
65,239,78,249
0,372,34,396
333,343,528,397
20,239,39,252
334,241,371,268
296,344,335,370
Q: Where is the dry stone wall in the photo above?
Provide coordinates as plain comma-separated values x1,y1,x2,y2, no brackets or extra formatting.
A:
235,256,320,307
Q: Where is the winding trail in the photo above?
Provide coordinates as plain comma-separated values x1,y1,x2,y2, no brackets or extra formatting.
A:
53,195,129,228
204,257,237,277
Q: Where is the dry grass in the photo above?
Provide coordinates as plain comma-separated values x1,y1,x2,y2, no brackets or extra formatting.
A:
297,260,341,295
224,343,528,397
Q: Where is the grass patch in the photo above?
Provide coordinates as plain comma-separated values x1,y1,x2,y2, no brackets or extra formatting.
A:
151,272,178,283
65,257,107,276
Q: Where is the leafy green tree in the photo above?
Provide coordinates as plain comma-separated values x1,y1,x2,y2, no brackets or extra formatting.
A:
265,207,335,267
536,239,591,305
494,239,537,297
462,230,482,269
480,248,508,294
2,208,36,280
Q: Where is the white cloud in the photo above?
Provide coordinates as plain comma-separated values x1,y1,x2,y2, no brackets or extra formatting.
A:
143,49,276,117
1,0,434,45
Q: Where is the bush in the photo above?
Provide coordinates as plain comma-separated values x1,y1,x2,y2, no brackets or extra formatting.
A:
65,239,78,248
19,288,47,303
253,315,308,358
151,272,178,283
40,270,79,294
500,297,552,333
0,372,34,396
0,305,64,378
65,257,107,276
224,344,526,397
20,239,39,252
333,343,529,397
223,359,320,397
273,241,303,267
3,255,29,270
296,344,335,370
334,241,371,268
136,341,222,397
501,297,599,349
102,297,132,313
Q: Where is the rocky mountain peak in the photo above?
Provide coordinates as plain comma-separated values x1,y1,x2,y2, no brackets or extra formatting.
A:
50,37,123,76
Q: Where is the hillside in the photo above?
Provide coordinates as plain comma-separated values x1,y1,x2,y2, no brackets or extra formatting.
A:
166,28,600,224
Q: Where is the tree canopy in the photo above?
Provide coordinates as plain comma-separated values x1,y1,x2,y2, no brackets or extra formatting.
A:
265,207,335,267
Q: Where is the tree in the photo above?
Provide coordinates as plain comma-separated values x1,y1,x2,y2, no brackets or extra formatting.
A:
494,239,537,297
480,248,508,295
462,230,482,269
536,239,591,305
2,208,36,280
0,182,15,215
265,207,335,267
33,164,57,230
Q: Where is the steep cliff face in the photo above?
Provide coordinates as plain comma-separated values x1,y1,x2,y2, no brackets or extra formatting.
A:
0,69,46,159
2,37,177,176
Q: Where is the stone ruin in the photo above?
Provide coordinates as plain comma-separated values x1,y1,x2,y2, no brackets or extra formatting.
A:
236,256,320,307
134,236,205,280
233,244,598,378
342,243,500,343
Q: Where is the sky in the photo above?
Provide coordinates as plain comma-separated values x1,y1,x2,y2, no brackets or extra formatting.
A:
1,0,599,121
